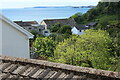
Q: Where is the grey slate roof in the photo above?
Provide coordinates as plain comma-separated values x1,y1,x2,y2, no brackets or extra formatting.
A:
75,25,90,30
74,22,97,30
14,21,38,27
0,55,120,80
42,19,76,28
87,22,97,27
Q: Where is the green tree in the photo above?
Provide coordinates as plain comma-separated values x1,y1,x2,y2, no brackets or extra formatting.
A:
30,30,40,40
95,15,118,29
51,30,113,70
57,25,72,38
49,33,67,42
58,25,72,34
50,23,61,32
33,37,56,58
106,22,120,60
70,12,84,24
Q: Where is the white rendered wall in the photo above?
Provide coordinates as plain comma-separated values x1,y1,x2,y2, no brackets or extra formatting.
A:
71,27,85,35
0,18,2,55
78,30,84,35
71,27,80,35
1,19,30,58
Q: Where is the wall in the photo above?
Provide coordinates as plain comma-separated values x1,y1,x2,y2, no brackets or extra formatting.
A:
78,30,84,35
41,21,47,30
0,18,2,54
24,26,40,33
71,27,80,34
71,27,85,35
2,19,30,58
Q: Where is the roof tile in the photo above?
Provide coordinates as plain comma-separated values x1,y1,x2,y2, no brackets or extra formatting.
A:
0,55,119,79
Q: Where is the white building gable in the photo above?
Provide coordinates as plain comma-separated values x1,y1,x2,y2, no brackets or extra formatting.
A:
0,14,34,58
71,26,84,35
71,27,79,34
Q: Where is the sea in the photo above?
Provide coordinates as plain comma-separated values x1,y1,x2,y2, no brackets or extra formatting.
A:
1,7,91,23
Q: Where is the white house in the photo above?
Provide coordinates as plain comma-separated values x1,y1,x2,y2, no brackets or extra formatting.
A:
0,14,34,58
71,27,84,35
71,25,88,35
71,22,97,35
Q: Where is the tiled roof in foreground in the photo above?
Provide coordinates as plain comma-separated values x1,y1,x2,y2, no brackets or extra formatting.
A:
0,55,120,80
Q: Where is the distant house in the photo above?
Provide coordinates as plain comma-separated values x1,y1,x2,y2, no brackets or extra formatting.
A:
40,19,76,29
0,14,34,58
86,22,97,28
71,22,97,35
14,21,45,35
71,25,90,35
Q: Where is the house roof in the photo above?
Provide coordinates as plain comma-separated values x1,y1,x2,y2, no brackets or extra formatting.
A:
87,22,97,26
0,55,119,79
75,25,90,30
24,21,38,24
41,19,76,28
0,14,34,38
14,21,38,27
74,22,97,30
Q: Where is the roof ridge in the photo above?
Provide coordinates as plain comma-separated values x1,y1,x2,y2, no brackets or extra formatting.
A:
0,55,119,79
43,18,73,21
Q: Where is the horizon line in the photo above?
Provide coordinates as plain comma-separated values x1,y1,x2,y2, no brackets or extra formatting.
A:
0,5,97,9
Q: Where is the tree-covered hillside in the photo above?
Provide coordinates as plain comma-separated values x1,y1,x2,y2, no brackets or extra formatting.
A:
70,2,120,25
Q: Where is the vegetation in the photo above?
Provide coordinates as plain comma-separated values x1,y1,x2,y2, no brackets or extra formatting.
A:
50,30,114,70
31,2,120,72
50,23,72,35
49,33,69,43
70,13,84,24
50,24,72,41
30,30,40,40
58,25,72,34
70,2,120,24
50,23,61,32
33,37,56,58
69,2,120,71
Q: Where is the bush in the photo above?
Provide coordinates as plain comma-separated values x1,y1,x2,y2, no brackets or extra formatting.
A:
33,37,56,57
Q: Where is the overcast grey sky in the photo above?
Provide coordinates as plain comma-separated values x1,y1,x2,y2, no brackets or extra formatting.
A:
0,0,100,9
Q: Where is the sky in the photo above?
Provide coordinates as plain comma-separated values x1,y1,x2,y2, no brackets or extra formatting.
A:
0,0,100,9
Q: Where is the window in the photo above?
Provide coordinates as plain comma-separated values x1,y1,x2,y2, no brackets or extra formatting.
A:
29,28,31,29
39,29,41,31
44,31,48,33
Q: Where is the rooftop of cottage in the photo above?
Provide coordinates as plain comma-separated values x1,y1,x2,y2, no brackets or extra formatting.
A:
14,21,39,27
41,19,76,27
0,55,119,79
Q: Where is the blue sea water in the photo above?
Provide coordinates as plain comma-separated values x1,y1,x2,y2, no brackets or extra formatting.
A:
1,7,90,22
